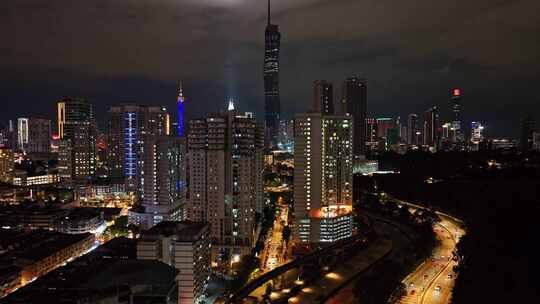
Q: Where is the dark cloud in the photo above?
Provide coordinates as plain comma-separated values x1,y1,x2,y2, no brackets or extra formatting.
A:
1,0,539,137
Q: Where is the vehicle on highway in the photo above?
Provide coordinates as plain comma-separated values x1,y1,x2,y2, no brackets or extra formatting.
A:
434,285,441,292
410,290,416,295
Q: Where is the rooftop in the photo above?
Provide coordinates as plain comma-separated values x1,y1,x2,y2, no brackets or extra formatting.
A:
141,220,209,242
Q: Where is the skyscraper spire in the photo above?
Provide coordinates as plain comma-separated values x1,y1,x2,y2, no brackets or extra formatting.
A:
267,0,271,26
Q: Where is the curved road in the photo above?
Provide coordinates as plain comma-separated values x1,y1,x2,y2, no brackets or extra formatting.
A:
399,208,464,304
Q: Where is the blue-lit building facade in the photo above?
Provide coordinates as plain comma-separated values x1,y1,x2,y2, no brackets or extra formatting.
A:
108,105,170,195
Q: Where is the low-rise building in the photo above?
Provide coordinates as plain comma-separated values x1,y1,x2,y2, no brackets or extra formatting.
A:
56,208,105,234
3,237,177,304
0,229,94,286
137,221,211,304
0,205,67,230
0,265,21,298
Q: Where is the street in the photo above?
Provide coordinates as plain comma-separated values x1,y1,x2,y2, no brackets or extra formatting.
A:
399,213,464,304
260,203,290,272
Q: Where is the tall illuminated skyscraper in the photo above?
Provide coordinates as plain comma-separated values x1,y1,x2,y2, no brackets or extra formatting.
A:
423,106,440,150
177,81,185,137
341,77,367,156
451,88,464,142
17,118,29,151
470,121,484,150
57,98,96,183
294,113,353,244
313,80,334,114
108,105,170,193
264,0,281,148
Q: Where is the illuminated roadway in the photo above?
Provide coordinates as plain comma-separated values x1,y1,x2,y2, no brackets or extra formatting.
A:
398,201,464,304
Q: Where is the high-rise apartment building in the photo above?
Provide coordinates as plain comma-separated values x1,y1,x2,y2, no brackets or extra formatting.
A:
137,221,211,304
293,113,353,244
187,108,264,258
423,106,440,150
407,114,418,145
57,98,96,183
17,118,51,153
313,80,334,114
0,148,14,184
129,136,185,229
264,0,281,148
108,105,170,192
341,77,367,156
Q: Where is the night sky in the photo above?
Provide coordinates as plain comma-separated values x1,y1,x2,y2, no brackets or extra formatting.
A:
1,0,539,138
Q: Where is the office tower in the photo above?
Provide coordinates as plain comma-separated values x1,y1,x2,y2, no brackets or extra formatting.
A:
441,122,453,140
0,148,14,184
187,108,264,258
57,140,72,184
17,118,51,153
423,106,440,150
137,221,211,304
407,114,418,145
376,117,394,139
108,105,170,192
264,0,281,148
365,118,378,152
57,98,96,183
293,113,353,243
341,77,367,156
17,118,28,151
313,80,334,114
365,118,378,142
128,136,185,229
533,132,540,150
470,122,484,150
177,81,186,137
451,88,464,142
520,116,535,151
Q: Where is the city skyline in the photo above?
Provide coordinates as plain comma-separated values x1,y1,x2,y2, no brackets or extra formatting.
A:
1,1,539,138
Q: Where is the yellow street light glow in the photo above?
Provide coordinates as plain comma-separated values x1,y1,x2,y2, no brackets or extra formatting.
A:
301,287,314,293
294,279,304,285
288,297,299,303
325,272,342,280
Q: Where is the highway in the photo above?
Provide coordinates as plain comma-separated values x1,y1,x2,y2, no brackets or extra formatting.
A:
399,208,464,304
